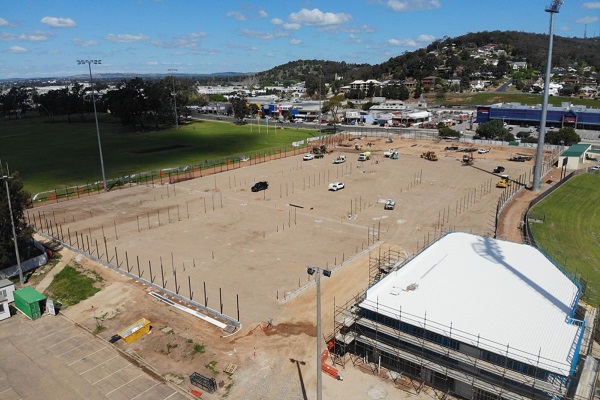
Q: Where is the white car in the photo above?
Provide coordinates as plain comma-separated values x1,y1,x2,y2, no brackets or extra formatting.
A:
303,153,314,161
478,148,490,154
328,182,345,191
384,199,396,210
591,165,600,171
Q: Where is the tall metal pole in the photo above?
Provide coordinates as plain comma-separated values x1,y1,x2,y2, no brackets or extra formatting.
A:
316,268,322,400
533,1,563,190
168,69,178,129
77,59,107,192
318,76,322,132
3,177,23,283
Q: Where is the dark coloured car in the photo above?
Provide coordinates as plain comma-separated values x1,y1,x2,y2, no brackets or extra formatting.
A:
314,153,324,159
493,166,505,173
251,181,269,192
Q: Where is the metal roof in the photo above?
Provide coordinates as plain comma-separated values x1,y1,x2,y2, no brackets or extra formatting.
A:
562,144,591,158
361,232,582,376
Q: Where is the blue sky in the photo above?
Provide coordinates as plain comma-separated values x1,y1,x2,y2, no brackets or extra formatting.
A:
1,0,599,79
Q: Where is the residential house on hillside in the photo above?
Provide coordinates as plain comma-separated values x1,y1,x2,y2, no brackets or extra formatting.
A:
512,61,528,70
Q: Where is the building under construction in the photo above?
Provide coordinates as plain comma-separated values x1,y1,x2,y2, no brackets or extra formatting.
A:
330,232,596,400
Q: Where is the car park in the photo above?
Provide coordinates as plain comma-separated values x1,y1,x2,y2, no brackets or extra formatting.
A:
328,182,345,191
251,181,269,192
303,153,314,161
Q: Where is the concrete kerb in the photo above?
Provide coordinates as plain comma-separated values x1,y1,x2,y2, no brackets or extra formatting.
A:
277,241,382,305
35,230,242,330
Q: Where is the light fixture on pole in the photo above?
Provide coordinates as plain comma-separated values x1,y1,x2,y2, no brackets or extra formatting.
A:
76,59,107,192
307,266,332,400
533,0,564,190
168,69,178,129
1,175,23,284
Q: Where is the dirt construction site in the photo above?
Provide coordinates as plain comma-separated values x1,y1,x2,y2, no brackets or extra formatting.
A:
19,135,552,400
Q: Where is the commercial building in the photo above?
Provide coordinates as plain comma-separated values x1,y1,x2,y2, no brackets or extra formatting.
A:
476,102,600,130
332,232,588,400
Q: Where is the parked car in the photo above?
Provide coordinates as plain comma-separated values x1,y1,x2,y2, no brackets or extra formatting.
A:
251,181,269,192
328,182,345,191
384,199,396,210
591,165,600,171
314,153,324,159
478,148,490,154
333,155,346,164
493,166,506,173
303,153,314,161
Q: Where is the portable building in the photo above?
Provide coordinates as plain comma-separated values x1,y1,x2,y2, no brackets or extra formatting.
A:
0,279,16,303
14,287,46,320
0,293,10,320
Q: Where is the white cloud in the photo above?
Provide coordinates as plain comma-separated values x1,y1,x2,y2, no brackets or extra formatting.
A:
227,11,247,21
388,34,435,47
271,18,284,25
0,18,8,26
151,32,206,48
258,10,268,18
72,38,98,47
104,33,149,43
241,28,287,40
9,45,27,53
582,2,600,9
0,31,52,41
558,26,571,31
288,8,352,26
283,23,301,30
387,0,441,11
41,16,76,28
290,38,302,45
576,16,599,23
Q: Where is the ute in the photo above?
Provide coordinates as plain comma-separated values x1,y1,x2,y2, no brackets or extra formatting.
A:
383,148,396,157
384,199,396,210
328,182,345,191
333,155,346,164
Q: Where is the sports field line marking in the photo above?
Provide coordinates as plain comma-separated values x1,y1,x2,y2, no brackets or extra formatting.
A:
79,355,117,375
92,364,130,385
68,347,108,365
130,382,161,400
105,373,144,395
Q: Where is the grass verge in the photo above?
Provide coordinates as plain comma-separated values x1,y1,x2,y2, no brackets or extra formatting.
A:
44,263,103,306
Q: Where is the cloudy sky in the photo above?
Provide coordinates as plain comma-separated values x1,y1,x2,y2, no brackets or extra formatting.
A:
1,0,599,78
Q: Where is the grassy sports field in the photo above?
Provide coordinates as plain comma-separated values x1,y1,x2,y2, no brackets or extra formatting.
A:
1,115,318,194
529,172,600,306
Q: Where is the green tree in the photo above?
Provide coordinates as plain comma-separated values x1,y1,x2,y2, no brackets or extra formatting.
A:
476,120,508,139
230,96,248,122
545,127,580,146
0,172,33,270
322,94,345,123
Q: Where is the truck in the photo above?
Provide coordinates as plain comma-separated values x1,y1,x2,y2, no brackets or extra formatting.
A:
333,155,346,164
358,151,371,161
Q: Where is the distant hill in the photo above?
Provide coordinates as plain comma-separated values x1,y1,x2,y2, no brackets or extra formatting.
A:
256,31,600,86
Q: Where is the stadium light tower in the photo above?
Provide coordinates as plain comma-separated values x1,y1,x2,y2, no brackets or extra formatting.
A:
533,0,564,190
76,59,107,192
307,266,332,400
168,69,178,129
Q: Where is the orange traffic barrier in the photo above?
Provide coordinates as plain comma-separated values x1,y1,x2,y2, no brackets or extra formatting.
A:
321,349,340,380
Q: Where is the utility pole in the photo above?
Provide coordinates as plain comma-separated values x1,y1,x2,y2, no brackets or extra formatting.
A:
168,69,178,129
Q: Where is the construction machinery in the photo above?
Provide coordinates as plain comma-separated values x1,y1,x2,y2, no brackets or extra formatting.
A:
421,151,438,161
496,175,512,188
462,153,474,165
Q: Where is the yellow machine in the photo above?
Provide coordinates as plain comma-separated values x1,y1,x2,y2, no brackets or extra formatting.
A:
496,175,512,188
421,151,438,161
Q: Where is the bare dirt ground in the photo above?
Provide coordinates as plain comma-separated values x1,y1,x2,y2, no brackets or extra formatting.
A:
30,135,540,400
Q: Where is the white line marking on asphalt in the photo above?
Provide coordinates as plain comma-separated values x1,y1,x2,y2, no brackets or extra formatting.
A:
105,373,144,395
79,355,117,375
92,364,130,385
68,347,108,365
130,382,161,400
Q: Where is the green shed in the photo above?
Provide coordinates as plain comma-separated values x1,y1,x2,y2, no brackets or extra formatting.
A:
14,287,46,320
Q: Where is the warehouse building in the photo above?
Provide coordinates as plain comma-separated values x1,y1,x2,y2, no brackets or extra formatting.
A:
333,232,587,400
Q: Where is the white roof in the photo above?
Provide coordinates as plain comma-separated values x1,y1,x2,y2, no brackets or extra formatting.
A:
361,232,582,376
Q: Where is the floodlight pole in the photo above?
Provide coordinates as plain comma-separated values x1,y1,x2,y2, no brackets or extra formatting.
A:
168,69,178,129
77,59,107,192
533,0,563,190
307,266,331,400
2,176,23,284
